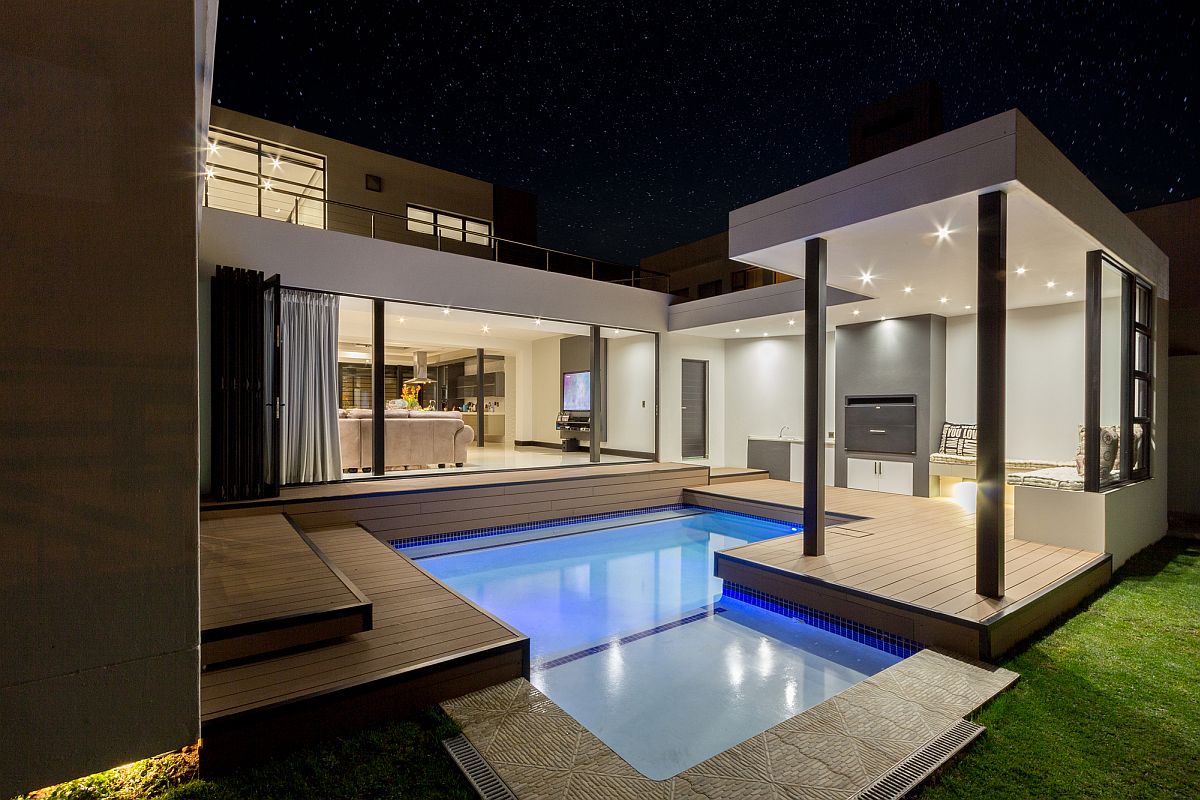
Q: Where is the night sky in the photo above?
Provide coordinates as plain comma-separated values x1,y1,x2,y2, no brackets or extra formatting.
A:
213,1,1197,265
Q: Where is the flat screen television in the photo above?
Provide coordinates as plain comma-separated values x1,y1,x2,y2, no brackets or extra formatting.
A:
562,370,591,411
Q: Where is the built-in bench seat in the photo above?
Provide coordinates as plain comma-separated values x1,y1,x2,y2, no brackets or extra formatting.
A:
929,452,1073,476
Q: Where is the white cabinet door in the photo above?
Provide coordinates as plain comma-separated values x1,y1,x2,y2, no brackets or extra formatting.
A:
878,460,915,496
846,457,878,492
824,445,835,487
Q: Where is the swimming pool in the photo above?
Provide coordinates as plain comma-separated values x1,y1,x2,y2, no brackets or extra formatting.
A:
404,507,905,779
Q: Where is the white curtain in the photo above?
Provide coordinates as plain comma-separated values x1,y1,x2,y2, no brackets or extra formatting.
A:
281,289,342,483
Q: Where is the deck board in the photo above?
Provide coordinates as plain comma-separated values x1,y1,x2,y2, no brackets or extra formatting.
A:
685,480,1107,628
200,524,525,722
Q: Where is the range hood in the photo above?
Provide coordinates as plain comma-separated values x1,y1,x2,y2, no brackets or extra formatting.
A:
403,351,436,385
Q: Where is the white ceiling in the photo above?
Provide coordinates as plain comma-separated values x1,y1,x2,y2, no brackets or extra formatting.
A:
335,296,643,354
685,185,1106,339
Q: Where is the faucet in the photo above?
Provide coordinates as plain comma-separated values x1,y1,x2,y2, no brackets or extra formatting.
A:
778,425,790,438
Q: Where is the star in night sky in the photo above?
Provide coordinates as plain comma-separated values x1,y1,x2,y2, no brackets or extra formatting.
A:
213,1,1197,265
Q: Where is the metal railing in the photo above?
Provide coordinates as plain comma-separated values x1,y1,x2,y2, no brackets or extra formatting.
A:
202,174,670,293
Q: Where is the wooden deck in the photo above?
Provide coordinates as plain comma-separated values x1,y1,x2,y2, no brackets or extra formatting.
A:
686,480,1111,659
201,514,371,666
202,462,709,545
200,522,528,773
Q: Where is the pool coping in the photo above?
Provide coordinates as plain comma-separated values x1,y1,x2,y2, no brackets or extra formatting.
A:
442,648,1017,799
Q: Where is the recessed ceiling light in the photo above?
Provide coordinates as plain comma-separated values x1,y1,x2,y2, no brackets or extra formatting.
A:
613,328,622,335
481,325,490,334
1046,280,1057,289
859,270,874,286
788,319,795,326
761,332,768,337
939,296,948,304
533,318,542,325
208,140,219,154
879,315,887,321
734,328,741,333
397,317,405,324
1065,290,1075,298
442,307,451,315
935,224,951,242
904,286,913,294
965,304,972,310
271,156,282,170
204,166,214,179
261,179,273,191
1016,266,1027,275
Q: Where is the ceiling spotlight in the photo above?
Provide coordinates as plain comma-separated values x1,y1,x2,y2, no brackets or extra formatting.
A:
852,309,860,316
261,179,273,191
441,307,451,315
788,319,795,326
481,325,490,334
761,332,768,337
270,156,282,170
204,166,214,179
397,317,405,324
734,328,741,333
1066,290,1075,298
613,328,622,335
858,270,874,286
879,315,887,321
939,296,948,304
965,304,973,310
904,286,913,294
935,224,951,242
1046,281,1057,289
208,140,219,155
1016,266,1027,275
533,318,542,326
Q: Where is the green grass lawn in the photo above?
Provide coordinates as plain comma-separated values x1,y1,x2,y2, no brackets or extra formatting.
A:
19,537,1199,800
916,535,1200,800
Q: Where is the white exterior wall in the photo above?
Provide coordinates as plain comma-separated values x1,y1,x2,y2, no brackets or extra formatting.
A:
659,334,727,464
531,337,563,444
605,334,657,454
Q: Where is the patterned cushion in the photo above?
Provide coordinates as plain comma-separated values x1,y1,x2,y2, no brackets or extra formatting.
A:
1074,425,1120,477
1007,466,1086,491
938,422,978,457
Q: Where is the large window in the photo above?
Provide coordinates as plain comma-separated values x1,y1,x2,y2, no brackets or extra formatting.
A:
204,128,326,228
1086,252,1153,489
406,204,492,247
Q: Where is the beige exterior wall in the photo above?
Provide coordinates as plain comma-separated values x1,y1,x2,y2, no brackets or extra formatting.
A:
0,2,203,796
209,107,496,257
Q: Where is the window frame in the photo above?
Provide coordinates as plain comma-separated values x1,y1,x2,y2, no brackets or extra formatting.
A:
1084,250,1153,491
405,203,493,248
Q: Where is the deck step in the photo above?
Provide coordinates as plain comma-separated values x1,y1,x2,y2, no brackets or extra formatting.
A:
200,514,372,667
707,467,771,484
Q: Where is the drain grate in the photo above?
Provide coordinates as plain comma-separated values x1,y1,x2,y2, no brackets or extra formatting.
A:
442,734,517,800
853,718,984,800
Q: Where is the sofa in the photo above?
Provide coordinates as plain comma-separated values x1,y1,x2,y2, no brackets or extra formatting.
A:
338,408,474,471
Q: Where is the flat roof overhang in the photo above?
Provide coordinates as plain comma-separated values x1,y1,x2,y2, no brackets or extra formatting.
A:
715,110,1166,333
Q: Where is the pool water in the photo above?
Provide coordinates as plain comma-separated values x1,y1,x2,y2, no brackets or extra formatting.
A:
408,508,903,779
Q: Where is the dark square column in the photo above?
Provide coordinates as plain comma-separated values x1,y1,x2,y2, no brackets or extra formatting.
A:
804,237,828,556
372,298,385,476
976,191,1006,598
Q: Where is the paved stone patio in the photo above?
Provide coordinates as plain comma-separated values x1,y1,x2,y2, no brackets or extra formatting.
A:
442,648,1017,799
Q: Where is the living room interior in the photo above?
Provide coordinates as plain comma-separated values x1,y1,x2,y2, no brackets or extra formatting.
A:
281,293,658,483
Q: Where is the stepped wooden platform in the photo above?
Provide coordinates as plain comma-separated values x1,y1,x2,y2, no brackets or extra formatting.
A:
707,466,770,484
201,514,371,666
685,480,1111,660
200,522,527,773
